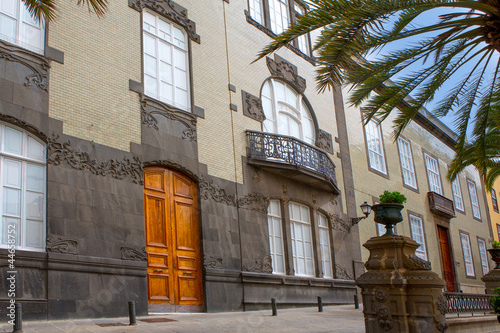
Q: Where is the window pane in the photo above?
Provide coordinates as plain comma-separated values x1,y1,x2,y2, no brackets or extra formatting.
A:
5,126,23,155
26,163,44,192
0,0,17,17
173,26,186,49
160,62,172,83
0,13,16,42
159,42,172,63
145,75,158,97
144,34,156,55
174,67,187,89
2,217,20,246
27,136,44,161
160,82,173,102
26,191,43,220
26,219,43,248
4,158,21,187
174,49,186,70
144,54,157,76
158,19,171,39
4,188,21,216
143,11,156,32
175,88,188,108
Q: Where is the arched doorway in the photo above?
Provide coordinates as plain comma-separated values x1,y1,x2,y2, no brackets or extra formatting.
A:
143,166,203,312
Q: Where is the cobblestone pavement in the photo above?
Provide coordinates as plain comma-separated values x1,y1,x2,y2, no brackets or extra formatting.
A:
0,305,365,333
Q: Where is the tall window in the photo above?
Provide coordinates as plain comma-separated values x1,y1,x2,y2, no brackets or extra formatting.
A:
397,137,417,189
249,0,264,25
267,200,285,274
364,119,386,174
467,180,481,220
451,177,464,212
492,189,499,213
0,123,46,251
261,79,315,145
460,232,475,277
409,214,427,260
289,202,314,276
269,0,289,34
318,213,332,278
0,0,44,54
424,153,442,194
143,10,190,111
497,224,500,241
293,2,309,55
477,238,489,275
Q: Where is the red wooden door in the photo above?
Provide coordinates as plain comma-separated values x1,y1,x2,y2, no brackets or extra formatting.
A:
144,167,203,309
437,226,455,292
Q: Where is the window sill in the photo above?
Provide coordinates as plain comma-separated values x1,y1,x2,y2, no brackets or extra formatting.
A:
244,11,316,66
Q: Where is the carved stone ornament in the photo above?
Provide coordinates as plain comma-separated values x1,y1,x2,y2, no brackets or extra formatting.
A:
243,255,273,274
241,91,266,123
317,129,334,154
437,295,447,315
121,246,147,261
47,134,144,184
266,56,306,93
129,0,200,43
0,113,47,142
199,175,237,206
46,236,78,254
375,288,388,303
436,319,449,333
404,255,432,270
203,255,223,269
0,40,50,91
329,213,350,233
237,193,269,213
141,97,197,142
377,306,394,331
335,264,353,280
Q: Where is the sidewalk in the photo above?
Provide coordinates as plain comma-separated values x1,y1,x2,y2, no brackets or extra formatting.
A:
0,305,365,333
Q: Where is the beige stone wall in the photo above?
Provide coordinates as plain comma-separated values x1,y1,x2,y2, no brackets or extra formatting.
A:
48,1,142,151
486,176,500,241
344,88,492,290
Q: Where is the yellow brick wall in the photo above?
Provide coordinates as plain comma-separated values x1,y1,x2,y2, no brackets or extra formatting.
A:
48,1,142,151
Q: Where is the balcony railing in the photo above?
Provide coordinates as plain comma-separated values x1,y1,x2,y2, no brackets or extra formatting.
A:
246,130,337,191
444,292,494,316
428,192,455,218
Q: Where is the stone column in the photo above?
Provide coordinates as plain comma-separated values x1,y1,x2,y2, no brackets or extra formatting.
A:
356,235,448,333
481,269,500,292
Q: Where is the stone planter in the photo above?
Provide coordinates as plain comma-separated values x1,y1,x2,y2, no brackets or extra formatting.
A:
371,203,404,236
488,248,500,269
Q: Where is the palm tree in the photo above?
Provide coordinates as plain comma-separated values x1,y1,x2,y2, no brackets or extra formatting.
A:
22,0,108,22
258,0,500,189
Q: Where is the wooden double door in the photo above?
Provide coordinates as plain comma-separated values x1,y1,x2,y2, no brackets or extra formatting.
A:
144,167,203,311
437,225,455,292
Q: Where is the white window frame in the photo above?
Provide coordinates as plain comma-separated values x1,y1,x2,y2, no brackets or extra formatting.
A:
317,213,332,278
492,189,499,213
143,9,191,111
269,0,289,34
364,119,387,174
467,180,481,220
261,79,315,145
0,0,45,54
289,202,314,277
451,177,464,212
460,232,475,277
397,137,417,189
267,199,285,274
477,238,489,276
0,122,46,252
249,0,264,25
292,2,310,55
424,153,442,195
409,214,427,261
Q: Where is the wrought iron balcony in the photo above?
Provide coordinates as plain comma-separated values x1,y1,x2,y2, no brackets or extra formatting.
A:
427,192,455,218
246,130,338,193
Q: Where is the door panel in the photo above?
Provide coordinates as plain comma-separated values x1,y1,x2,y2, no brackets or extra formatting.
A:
144,167,202,308
438,226,455,292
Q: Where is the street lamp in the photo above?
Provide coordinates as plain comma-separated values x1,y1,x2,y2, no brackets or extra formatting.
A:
351,201,372,225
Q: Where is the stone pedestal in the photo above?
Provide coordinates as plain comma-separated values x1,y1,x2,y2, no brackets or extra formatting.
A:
481,269,500,292
356,235,448,333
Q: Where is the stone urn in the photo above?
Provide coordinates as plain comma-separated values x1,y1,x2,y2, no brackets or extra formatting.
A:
371,203,404,236
488,248,500,269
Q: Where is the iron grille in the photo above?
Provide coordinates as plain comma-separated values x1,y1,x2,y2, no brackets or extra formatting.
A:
444,292,494,316
246,130,336,187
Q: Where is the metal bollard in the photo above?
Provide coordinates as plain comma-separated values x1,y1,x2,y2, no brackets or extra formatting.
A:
13,303,23,333
271,298,277,316
128,301,137,326
317,296,323,312
354,294,359,309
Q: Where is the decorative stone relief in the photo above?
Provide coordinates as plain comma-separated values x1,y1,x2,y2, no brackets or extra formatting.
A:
437,295,447,315
266,56,306,93
404,255,432,270
46,236,78,254
141,98,197,142
199,175,237,206
121,247,147,261
377,306,393,331
329,213,350,233
249,166,263,183
436,319,449,333
0,114,47,142
241,91,266,122
243,255,272,274
317,130,334,154
0,42,50,91
47,134,144,184
203,255,223,269
129,0,200,43
237,193,269,213
335,264,353,280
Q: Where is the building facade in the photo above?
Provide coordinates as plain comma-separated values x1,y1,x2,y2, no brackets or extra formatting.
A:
346,98,494,294
486,177,500,242
0,0,362,319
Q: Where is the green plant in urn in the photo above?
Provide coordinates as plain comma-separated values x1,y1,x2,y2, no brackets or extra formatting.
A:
371,191,407,236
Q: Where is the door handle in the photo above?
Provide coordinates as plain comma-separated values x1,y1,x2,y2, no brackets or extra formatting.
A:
183,271,193,275
153,269,163,273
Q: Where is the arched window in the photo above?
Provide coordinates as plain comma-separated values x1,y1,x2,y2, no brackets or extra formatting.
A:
0,122,46,251
261,79,315,145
